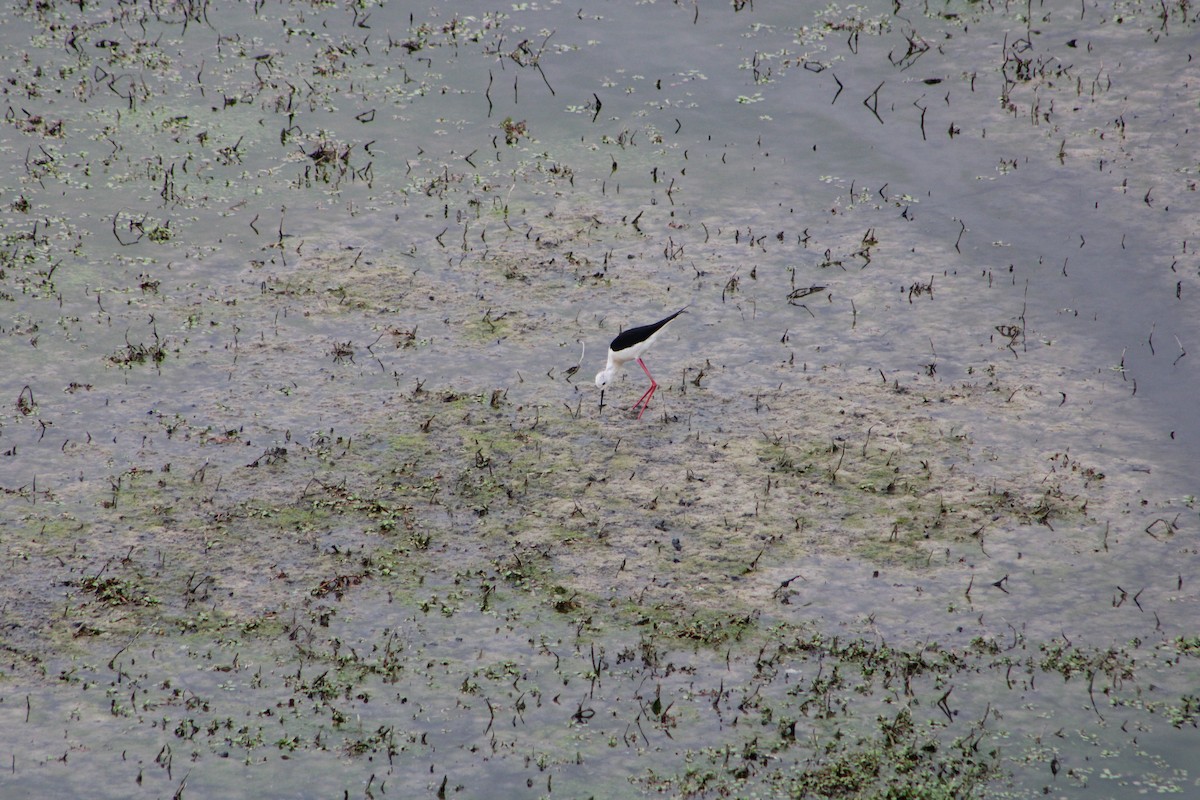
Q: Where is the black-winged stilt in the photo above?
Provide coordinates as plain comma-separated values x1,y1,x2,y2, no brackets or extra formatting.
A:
595,307,687,419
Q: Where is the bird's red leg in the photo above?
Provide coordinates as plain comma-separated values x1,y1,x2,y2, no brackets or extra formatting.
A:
632,385,655,415
632,379,655,409
632,358,658,419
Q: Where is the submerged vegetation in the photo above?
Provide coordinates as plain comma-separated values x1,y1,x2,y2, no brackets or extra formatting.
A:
1,0,1197,797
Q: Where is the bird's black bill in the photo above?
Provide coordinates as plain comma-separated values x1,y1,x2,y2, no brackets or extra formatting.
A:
598,389,605,415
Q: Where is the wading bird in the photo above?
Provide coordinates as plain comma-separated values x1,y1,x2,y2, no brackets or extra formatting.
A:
595,307,687,419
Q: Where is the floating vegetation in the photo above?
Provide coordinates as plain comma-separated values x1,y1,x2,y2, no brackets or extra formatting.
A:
0,0,1196,797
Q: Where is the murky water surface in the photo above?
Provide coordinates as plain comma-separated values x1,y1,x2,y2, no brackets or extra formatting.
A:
2,0,1198,797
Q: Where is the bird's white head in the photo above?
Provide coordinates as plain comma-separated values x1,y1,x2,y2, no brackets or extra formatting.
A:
594,366,613,389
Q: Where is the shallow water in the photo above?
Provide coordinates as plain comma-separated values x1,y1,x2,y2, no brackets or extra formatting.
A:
2,0,1198,797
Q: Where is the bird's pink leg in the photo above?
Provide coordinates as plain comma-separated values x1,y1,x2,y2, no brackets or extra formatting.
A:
632,385,656,416
631,358,658,419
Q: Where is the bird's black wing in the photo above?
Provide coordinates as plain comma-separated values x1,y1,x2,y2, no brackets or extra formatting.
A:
609,306,687,351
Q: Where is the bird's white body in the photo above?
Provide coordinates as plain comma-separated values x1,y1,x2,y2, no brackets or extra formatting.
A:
595,307,686,419
593,325,668,388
